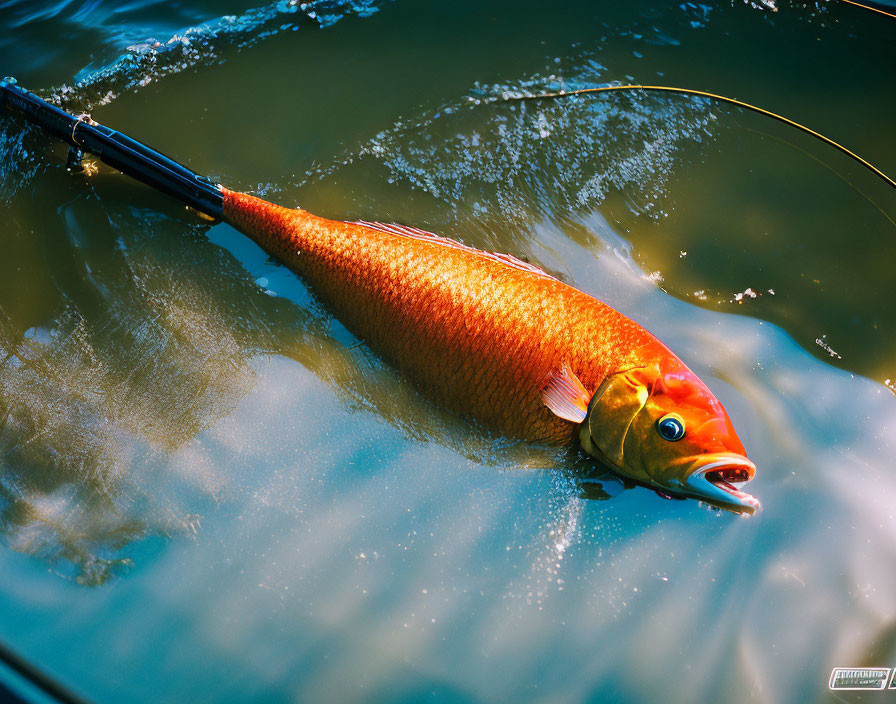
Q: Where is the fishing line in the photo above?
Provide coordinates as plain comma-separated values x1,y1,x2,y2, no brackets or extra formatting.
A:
496,84,896,192
836,0,896,19
741,125,896,229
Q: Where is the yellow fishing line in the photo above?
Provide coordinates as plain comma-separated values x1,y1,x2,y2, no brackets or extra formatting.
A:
836,0,896,20
500,84,896,191
743,126,896,229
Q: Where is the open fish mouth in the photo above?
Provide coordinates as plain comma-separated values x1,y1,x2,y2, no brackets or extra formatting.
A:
682,455,759,515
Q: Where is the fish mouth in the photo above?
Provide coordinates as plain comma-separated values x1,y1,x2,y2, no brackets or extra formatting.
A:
682,455,759,516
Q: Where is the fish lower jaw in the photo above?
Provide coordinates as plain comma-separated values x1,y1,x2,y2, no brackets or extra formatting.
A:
682,456,760,516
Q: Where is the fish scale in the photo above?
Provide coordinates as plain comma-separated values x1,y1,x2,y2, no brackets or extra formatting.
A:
222,188,660,444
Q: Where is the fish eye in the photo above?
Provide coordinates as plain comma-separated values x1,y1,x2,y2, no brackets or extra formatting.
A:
657,413,686,442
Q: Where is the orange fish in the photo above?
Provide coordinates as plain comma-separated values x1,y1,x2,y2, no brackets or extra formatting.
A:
1,80,759,514
224,189,759,514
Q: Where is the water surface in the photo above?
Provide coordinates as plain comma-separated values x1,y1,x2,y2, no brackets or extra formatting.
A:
1,1,895,702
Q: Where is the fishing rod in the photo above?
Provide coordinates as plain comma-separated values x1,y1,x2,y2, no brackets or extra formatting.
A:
0,638,93,704
0,78,222,219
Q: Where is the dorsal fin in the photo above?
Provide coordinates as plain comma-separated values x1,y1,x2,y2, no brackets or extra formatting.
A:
355,220,558,281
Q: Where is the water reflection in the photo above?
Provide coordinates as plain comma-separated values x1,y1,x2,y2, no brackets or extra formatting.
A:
152,310,896,704
0,166,580,584
0,179,268,583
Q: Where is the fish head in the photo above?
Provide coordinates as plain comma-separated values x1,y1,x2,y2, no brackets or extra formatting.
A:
580,363,759,515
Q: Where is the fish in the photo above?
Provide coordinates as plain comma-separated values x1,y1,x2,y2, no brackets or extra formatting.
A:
0,80,759,514
223,188,759,515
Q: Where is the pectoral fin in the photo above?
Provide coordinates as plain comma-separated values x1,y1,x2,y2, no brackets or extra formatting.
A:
541,364,591,423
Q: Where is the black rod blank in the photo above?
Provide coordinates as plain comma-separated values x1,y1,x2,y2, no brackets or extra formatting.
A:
0,79,224,219
0,639,93,704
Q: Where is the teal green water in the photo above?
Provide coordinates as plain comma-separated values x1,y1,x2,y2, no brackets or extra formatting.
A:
1,1,895,702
